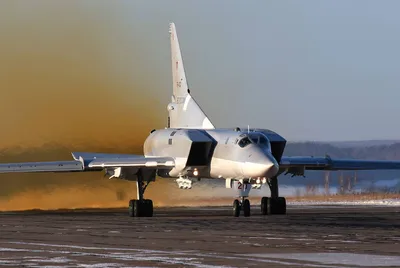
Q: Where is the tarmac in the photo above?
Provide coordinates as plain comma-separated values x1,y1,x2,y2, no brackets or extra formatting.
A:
0,205,400,267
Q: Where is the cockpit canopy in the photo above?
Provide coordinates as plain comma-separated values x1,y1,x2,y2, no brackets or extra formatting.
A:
238,136,252,147
236,132,271,151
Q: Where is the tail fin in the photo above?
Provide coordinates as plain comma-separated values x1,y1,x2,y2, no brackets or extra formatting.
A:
167,23,214,129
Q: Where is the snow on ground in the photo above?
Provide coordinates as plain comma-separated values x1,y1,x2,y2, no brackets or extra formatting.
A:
289,199,400,206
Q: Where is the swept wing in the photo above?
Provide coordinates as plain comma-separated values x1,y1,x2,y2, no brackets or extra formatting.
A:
280,155,400,176
0,152,175,174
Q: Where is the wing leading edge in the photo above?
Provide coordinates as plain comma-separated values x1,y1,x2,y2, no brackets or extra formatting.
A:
0,161,84,173
0,152,175,174
280,155,400,176
72,152,174,168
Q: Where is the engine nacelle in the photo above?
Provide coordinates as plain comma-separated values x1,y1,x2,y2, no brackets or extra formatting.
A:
143,128,215,178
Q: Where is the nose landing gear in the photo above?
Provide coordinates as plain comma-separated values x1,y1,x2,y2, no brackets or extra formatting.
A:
233,197,251,217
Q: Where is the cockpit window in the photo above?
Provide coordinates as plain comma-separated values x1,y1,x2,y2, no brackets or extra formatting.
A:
248,133,271,151
252,135,267,145
236,132,271,150
238,136,252,148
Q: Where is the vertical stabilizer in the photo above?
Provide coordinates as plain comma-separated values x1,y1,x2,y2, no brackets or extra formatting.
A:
167,23,215,129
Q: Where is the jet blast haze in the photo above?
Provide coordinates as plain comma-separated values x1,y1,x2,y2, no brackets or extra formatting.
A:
2,23,400,218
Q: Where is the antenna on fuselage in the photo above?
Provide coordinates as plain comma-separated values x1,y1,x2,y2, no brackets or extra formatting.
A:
247,125,250,133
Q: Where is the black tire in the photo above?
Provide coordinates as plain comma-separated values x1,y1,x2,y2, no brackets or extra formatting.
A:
144,199,153,217
243,199,250,217
142,200,148,217
133,200,141,217
261,197,269,215
128,199,135,217
269,197,287,215
233,199,241,217
277,197,286,215
270,198,279,215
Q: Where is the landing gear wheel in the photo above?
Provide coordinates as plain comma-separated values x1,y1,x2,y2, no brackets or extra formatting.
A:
276,197,286,215
261,197,286,215
128,170,155,217
268,197,287,215
143,199,154,217
261,197,270,215
128,199,153,217
243,199,250,217
233,199,241,217
128,199,135,217
133,200,141,217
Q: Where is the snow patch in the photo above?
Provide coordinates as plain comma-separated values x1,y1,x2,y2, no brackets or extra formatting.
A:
289,199,400,206
247,253,400,267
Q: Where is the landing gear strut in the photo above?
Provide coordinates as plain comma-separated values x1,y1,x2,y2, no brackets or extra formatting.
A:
233,197,251,217
128,170,154,217
261,176,286,215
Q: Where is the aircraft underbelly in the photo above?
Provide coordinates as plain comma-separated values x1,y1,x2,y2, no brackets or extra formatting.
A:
210,157,242,179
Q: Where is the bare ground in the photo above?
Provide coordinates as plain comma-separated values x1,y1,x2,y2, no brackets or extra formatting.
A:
0,205,400,267
287,193,400,202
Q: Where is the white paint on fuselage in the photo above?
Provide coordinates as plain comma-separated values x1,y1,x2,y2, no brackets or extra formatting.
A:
143,128,277,180
209,157,244,179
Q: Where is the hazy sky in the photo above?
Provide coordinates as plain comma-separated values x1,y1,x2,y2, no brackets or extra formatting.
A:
129,0,400,142
2,1,400,144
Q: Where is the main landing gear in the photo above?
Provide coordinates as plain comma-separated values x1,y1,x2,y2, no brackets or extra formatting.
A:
128,170,154,217
260,176,286,215
260,196,286,215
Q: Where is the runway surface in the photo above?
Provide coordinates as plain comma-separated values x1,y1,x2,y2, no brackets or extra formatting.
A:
1,205,400,267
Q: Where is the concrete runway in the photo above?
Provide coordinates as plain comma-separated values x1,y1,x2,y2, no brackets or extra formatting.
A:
1,205,400,267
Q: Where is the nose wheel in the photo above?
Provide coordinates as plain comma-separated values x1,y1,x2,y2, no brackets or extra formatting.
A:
232,197,251,217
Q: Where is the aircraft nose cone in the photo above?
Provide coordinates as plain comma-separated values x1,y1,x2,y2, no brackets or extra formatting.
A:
242,150,279,178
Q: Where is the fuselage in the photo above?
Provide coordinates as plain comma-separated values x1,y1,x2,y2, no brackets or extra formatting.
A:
143,128,279,180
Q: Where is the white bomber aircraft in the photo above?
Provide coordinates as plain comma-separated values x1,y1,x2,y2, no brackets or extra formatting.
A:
2,23,400,217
